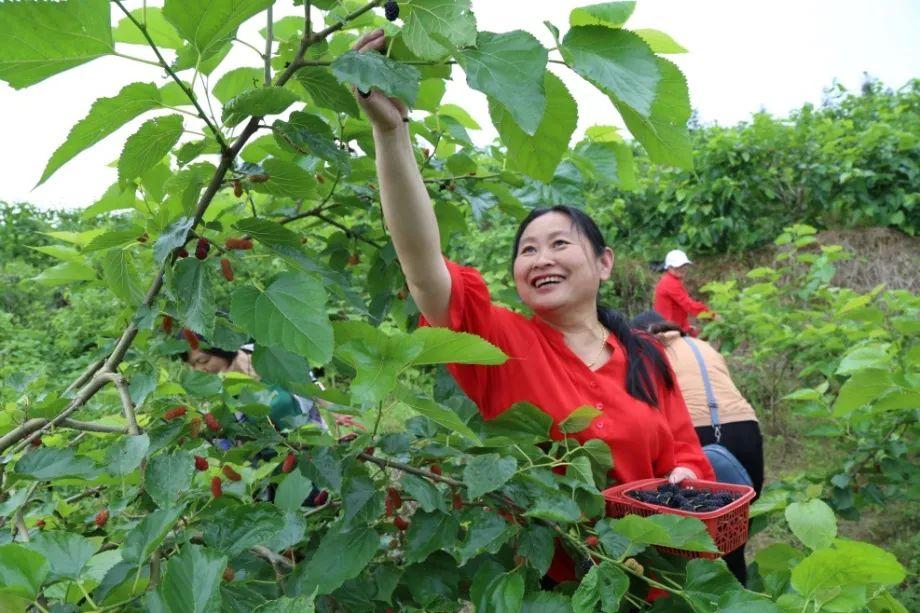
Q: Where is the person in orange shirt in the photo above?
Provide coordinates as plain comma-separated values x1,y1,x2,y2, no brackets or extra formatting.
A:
653,249,712,335
631,310,764,586
350,28,714,585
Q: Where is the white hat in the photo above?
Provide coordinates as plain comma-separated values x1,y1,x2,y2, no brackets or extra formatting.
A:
664,249,692,269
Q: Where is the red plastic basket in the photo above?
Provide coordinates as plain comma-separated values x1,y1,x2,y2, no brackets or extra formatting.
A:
602,478,756,559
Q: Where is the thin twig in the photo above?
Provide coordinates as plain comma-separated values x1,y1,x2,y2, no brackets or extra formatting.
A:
96,373,140,435
111,0,229,152
252,545,294,570
264,5,273,86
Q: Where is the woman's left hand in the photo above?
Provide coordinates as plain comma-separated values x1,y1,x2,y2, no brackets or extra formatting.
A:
668,467,698,484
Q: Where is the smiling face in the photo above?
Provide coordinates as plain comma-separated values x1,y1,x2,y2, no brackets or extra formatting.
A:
512,211,613,317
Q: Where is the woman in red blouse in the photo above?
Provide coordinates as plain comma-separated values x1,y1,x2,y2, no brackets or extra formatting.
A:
352,29,714,489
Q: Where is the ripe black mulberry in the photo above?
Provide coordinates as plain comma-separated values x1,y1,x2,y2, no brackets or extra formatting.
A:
384,1,399,21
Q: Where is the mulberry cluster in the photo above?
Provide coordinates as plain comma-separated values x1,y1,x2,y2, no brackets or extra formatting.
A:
628,483,739,513
384,0,399,21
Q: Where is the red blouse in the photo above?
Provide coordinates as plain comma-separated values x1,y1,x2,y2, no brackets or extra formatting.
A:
423,260,714,484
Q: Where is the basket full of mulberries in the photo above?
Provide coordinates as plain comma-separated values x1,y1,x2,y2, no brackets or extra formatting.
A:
602,478,756,559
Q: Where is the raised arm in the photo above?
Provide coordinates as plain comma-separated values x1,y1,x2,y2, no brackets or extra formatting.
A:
352,30,451,327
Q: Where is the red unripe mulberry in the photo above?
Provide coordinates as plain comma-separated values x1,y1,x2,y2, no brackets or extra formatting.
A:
225,237,254,250
182,328,200,350
204,413,221,432
164,406,187,421
211,476,223,498
94,508,109,527
194,455,209,471
394,516,409,531
314,490,328,505
162,315,174,334
220,258,234,282
195,237,210,260
282,453,297,473
429,464,442,476
232,180,243,198
222,465,242,481
585,535,599,548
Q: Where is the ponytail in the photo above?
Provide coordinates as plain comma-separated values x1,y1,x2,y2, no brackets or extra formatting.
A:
598,305,673,408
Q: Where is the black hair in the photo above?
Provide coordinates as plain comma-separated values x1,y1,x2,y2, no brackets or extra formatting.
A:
629,310,686,336
176,330,240,363
511,205,674,407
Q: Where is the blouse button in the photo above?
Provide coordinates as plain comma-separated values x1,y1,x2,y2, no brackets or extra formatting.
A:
596,420,606,429
596,403,604,410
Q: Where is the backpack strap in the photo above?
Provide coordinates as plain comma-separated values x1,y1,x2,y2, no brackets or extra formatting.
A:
682,337,722,443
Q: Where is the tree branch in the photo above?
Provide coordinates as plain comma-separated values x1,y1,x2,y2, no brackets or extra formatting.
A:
96,373,140,436
111,0,229,152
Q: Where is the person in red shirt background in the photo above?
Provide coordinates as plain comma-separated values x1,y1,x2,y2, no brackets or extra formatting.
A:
351,27,714,584
653,249,713,336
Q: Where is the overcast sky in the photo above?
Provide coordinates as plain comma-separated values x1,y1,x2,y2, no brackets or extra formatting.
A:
1,0,918,210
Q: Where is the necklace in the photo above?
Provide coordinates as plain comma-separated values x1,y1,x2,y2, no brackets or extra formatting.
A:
584,329,610,369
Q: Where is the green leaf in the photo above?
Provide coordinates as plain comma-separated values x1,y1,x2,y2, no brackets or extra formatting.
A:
785,499,837,550
163,0,273,59
522,592,572,612
572,561,629,613
102,249,146,305
402,0,477,61
122,506,185,565
27,531,96,582
299,447,343,494
33,261,98,286
562,26,658,117
213,67,264,105
331,51,421,106
39,82,163,185
332,323,422,404
617,57,693,169
252,345,312,389
106,434,150,477
833,369,895,416
483,402,553,442
404,511,460,564
634,28,687,54
153,217,194,264
611,514,719,553
255,596,317,613
0,544,49,603
114,7,184,49
458,31,548,135
234,217,302,248
717,590,781,612
118,115,185,183
474,569,525,613
296,67,361,117
409,327,508,366
222,86,299,127
791,540,906,599
569,2,636,28
489,70,577,183
272,112,348,168
146,544,226,613
173,257,216,336
275,469,313,514
416,78,447,111
248,158,318,199
296,526,379,595
400,474,444,513
463,454,518,499
397,391,482,444
230,272,333,364
14,446,99,480
0,0,113,89
83,228,146,252
454,507,517,565
559,405,603,434
145,451,195,507
518,523,556,576
524,494,582,524
836,344,891,375
202,504,286,557
682,558,744,611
